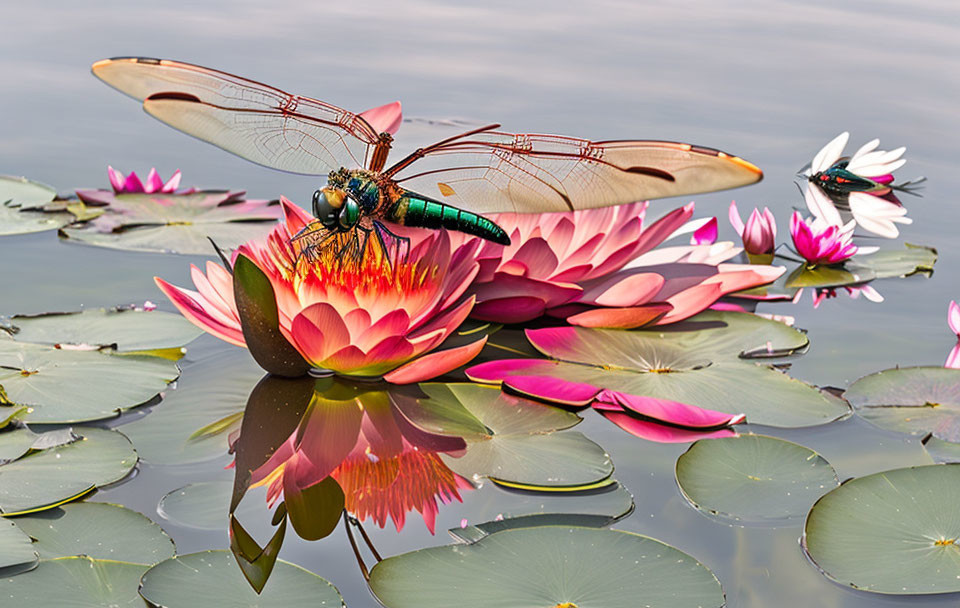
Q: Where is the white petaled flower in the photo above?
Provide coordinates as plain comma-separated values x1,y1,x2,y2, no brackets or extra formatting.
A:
804,182,912,239
806,132,906,180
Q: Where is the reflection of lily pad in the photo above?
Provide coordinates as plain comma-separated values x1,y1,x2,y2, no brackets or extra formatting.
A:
845,366,960,442
14,502,174,564
450,481,634,543
0,427,137,515
396,383,613,489
0,176,69,236
3,308,202,353
676,434,838,522
119,348,261,466
470,312,849,428
139,551,345,606
0,518,37,571
0,337,179,423
61,191,281,254
158,481,264,530
370,526,724,608
1,556,147,606
803,464,960,594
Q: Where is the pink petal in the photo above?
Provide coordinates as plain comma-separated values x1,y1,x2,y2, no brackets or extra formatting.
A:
154,277,246,347
295,399,364,480
145,168,164,193
728,201,745,236
948,301,960,336
500,375,599,408
471,296,550,324
357,309,411,350
163,169,182,193
656,283,724,325
123,171,144,193
633,203,695,256
290,302,351,364
690,217,718,245
280,195,316,239
581,272,664,308
359,101,403,135
107,166,126,193
321,344,370,373
597,409,739,443
947,342,960,369
596,389,745,428
466,358,556,384
566,303,673,329
383,337,488,384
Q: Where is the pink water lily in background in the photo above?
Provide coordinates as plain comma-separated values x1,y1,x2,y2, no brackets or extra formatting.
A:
107,166,187,194
459,202,784,329
156,198,486,383
790,212,861,266
729,201,776,256
946,300,960,369
690,216,718,246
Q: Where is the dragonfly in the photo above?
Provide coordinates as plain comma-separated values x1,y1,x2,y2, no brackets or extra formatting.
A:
91,57,763,264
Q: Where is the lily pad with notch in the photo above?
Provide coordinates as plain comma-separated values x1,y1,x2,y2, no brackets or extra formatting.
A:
0,176,70,236
803,463,960,595
0,427,137,515
0,518,37,573
0,556,147,606
370,525,725,608
676,434,838,523
0,336,179,423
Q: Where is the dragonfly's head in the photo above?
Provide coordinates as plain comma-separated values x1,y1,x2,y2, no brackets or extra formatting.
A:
312,187,360,232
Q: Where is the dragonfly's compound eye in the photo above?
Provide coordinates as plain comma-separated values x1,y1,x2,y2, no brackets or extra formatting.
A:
312,189,339,229
339,198,360,231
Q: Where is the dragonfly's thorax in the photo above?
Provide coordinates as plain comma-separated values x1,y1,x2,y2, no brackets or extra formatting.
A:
327,168,386,212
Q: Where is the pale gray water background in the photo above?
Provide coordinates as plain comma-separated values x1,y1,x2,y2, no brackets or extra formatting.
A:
2,1,960,606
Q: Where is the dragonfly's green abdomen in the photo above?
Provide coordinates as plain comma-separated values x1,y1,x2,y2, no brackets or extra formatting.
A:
389,195,510,245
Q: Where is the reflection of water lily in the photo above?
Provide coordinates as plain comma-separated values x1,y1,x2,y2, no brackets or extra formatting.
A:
790,212,860,266
106,166,186,194
460,202,783,329
729,201,776,257
806,284,884,308
157,198,486,382
249,383,471,534
946,301,960,369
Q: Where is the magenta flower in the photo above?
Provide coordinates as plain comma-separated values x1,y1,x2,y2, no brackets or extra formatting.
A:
107,166,185,194
729,201,776,257
457,203,784,329
789,212,859,266
946,301,960,369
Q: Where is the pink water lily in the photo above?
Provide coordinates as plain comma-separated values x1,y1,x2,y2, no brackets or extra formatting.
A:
458,202,783,329
156,197,486,383
729,201,776,256
107,166,185,194
789,212,859,266
946,301,960,369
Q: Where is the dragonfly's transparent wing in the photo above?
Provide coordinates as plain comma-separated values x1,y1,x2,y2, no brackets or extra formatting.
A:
387,131,763,214
92,57,379,174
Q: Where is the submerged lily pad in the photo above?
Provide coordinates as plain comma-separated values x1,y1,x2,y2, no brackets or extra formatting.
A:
61,191,281,254
370,526,724,608
803,463,960,594
844,366,960,442
119,348,261,466
157,481,265,530
3,308,202,353
138,550,344,606
0,519,37,571
449,481,635,543
395,383,613,489
0,427,137,515
0,336,179,424
469,312,849,428
1,556,147,606
14,502,174,564
676,434,838,522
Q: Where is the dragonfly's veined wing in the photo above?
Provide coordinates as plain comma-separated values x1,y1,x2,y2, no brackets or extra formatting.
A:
386,130,763,214
91,57,382,175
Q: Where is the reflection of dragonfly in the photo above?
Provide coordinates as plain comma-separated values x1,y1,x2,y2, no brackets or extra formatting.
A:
92,57,763,263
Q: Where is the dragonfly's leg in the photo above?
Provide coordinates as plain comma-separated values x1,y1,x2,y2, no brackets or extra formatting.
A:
370,221,395,272
376,222,411,265
296,228,338,265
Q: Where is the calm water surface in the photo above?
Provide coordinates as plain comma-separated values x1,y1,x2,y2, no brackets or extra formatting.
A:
2,1,960,606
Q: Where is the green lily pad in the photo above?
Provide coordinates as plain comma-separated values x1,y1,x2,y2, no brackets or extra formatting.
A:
138,550,345,606
158,481,265,530
14,503,174,564
449,481,635,543
470,313,849,428
0,176,69,236
0,519,37,571
3,308,202,353
397,383,613,489
784,264,873,289
845,366,960,442
0,336,179,424
0,427,137,515
803,463,960,595
0,556,147,606
370,526,724,608
676,434,838,522
922,434,960,463
60,191,281,255
119,348,261,466
847,243,937,279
